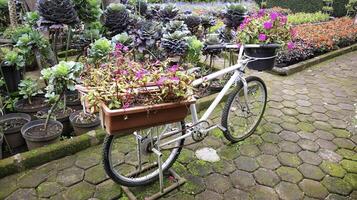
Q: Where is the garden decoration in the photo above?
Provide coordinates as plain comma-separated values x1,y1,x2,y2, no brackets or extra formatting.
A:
0,50,24,93
0,113,31,149
237,9,293,71
21,61,83,149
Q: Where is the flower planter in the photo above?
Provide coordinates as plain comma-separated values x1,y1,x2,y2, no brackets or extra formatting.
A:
21,120,63,150
0,113,31,149
14,97,49,119
245,45,280,71
69,111,100,136
0,62,23,93
101,100,194,135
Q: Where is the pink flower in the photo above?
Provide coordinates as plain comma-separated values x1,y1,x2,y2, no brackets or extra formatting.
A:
123,102,130,109
287,42,295,50
156,77,167,86
258,9,265,17
258,33,267,41
290,29,297,38
270,12,279,21
280,16,287,25
263,21,273,30
168,64,179,73
171,77,180,83
135,70,146,79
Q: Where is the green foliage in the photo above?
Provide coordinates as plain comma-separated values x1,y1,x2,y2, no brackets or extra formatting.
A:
184,36,203,65
3,25,32,42
288,12,330,25
112,32,133,47
41,61,83,101
0,0,8,30
88,38,113,63
18,78,43,104
265,0,348,17
346,0,357,15
24,11,40,27
72,0,102,23
4,51,25,70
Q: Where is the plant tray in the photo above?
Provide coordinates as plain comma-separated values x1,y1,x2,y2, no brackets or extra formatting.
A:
100,99,195,135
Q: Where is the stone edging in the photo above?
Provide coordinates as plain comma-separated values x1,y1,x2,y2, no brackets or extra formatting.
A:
271,44,357,76
0,91,228,178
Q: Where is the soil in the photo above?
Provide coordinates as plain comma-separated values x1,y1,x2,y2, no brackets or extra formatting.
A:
0,118,28,132
65,92,80,104
16,97,48,110
73,112,98,124
37,107,74,120
26,123,62,137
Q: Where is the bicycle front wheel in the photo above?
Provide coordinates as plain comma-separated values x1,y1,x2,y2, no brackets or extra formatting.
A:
222,76,267,143
102,121,185,187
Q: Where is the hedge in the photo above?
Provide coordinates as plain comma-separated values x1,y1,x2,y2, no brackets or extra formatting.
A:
254,0,348,17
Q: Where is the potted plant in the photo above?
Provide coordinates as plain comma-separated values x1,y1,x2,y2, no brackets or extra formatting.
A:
236,9,294,71
14,78,48,118
69,110,100,136
78,44,195,135
222,4,247,30
21,61,83,149
0,113,31,149
0,50,24,93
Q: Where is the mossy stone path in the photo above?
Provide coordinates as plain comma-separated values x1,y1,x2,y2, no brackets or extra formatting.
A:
1,52,357,199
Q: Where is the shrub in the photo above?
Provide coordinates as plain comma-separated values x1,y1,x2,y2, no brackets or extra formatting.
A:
294,17,357,52
288,12,330,25
276,40,315,68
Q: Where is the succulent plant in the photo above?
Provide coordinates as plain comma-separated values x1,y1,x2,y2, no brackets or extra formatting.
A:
72,0,102,23
146,5,161,20
112,32,134,47
103,3,131,35
164,20,190,35
182,14,201,35
158,4,179,23
134,19,162,53
37,0,79,25
216,26,236,43
222,4,247,29
201,15,216,31
203,34,222,56
161,31,189,57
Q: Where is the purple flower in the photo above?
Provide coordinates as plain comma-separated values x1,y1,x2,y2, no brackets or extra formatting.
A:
135,70,146,79
123,102,130,109
121,70,128,75
123,46,129,52
291,29,297,38
115,43,124,50
156,77,167,86
258,9,265,17
287,42,295,50
270,12,279,21
263,21,273,30
168,64,179,73
258,33,267,42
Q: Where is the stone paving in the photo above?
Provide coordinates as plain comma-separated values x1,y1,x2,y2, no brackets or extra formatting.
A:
1,52,357,200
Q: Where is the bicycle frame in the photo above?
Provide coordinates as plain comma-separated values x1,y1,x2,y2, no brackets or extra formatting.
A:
158,45,254,148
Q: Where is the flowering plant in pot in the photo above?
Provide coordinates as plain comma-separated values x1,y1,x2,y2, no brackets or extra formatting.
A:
14,78,48,118
236,9,294,71
21,61,83,149
78,44,195,135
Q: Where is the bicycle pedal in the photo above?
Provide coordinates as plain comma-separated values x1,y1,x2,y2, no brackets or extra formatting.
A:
217,124,227,132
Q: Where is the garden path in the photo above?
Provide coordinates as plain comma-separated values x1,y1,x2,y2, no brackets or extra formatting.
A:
1,51,357,200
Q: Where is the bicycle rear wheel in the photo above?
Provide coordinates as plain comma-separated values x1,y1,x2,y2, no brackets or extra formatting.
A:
222,76,267,142
102,121,185,187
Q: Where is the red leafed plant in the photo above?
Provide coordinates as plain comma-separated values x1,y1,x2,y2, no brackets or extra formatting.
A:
294,17,357,52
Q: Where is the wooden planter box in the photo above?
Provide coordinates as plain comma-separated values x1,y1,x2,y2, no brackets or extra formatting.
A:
100,100,194,135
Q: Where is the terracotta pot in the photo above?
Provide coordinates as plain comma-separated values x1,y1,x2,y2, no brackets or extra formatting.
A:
0,113,31,149
21,120,63,150
101,100,194,135
69,111,100,136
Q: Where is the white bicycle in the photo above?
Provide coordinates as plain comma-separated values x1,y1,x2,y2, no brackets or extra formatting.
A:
102,44,274,187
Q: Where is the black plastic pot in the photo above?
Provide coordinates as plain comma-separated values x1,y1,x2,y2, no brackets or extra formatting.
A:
245,44,280,71
69,111,100,136
14,97,49,119
21,120,63,150
0,113,31,149
0,62,23,93
65,90,81,106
